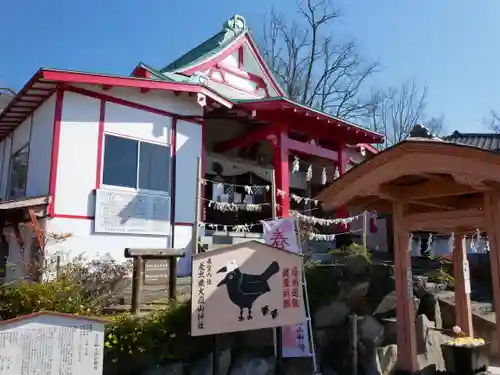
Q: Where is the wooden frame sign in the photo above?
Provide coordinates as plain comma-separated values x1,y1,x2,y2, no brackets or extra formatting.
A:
191,241,306,336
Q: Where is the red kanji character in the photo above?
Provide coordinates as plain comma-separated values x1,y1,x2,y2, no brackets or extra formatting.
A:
283,298,291,309
292,298,299,308
291,278,299,287
283,277,290,288
283,288,290,298
282,268,290,277
291,266,299,277
270,228,290,249
291,287,299,298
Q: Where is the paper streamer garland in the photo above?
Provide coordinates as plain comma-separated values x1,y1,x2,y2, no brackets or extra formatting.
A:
207,200,265,212
291,211,358,226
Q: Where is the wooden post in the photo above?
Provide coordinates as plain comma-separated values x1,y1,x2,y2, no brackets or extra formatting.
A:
452,232,473,336
483,191,500,354
351,313,358,375
168,257,177,300
392,201,418,373
131,256,144,315
193,156,202,256
270,170,284,375
362,211,368,249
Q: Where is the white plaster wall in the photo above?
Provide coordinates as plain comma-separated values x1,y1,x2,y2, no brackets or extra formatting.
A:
0,137,13,198
54,92,100,217
26,95,55,197
44,217,170,264
104,101,171,145
174,120,202,224
0,136,10,198
48,88,202,267
73,84,203,118
11,115,31,153
0,95,55,200
174,225,195,276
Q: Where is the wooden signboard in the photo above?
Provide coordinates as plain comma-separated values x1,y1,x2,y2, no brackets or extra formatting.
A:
94,189,170,236
191,240,306,336
143,259,170,286
0,311,108,375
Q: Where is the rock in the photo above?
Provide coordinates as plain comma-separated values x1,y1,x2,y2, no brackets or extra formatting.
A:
345,255,371,278
380,318,398,345
376,344,398,375
314,301,350,328
191,349,231,375
359,315,385,346
373,291,397,319
146,362,184,375
321,366,339,375
283,357,313,375
240,328,274,349
415,314,446,372
228,355,274,375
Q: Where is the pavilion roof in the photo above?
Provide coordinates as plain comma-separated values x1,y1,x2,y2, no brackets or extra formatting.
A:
316,138,500,232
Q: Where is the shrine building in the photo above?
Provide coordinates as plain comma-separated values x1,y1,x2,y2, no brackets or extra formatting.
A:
0,15,384,281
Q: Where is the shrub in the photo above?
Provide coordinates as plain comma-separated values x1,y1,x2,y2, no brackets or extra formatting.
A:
0,254,132,319
104,301,213,375
304,263,340,313
0,277,95,319
329,243,372,263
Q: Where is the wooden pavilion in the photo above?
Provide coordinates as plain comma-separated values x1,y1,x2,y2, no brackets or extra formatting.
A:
316,137,500,374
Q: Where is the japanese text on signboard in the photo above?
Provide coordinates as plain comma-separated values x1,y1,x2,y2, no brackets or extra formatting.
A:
197,261,206,330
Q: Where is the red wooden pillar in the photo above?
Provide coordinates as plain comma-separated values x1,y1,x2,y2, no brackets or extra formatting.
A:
272,131,290,218
483,191,500,355
393,201,418,373
336,145,349,226
452,233,473,336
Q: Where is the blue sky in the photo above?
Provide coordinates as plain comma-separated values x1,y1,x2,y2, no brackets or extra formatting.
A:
1,0,498,133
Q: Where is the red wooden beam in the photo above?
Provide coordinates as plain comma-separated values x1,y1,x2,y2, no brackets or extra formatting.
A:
213,123,282,153
41,69,233,108
283,137,338,161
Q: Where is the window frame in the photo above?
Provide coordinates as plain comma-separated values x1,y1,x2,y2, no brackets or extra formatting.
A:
6,142,30,200
100,133,172,196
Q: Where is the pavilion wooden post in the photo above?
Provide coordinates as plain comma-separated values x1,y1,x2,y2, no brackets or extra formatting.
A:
392,201,418,373
483,191,500,354
452,232,473,336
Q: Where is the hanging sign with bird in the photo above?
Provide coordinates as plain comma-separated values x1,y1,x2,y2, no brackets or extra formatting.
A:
190,240,306,336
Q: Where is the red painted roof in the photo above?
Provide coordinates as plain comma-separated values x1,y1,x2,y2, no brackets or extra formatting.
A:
235,98,384,145
0,68,233,140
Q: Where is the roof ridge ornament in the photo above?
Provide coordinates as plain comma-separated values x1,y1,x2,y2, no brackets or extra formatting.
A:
223,14,246,34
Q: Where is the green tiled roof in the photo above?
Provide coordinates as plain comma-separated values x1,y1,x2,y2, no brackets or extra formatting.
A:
160,15,248,73
137,62,190,83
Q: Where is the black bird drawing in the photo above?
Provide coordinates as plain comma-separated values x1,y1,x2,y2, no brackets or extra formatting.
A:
217,260,280,321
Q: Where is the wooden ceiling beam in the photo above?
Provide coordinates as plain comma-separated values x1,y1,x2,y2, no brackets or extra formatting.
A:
379,179,479,201
405,208,485,232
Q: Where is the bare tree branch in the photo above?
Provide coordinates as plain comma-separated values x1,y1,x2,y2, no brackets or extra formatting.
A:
367,80,444,147
260,0,378,120
485,110,500,133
